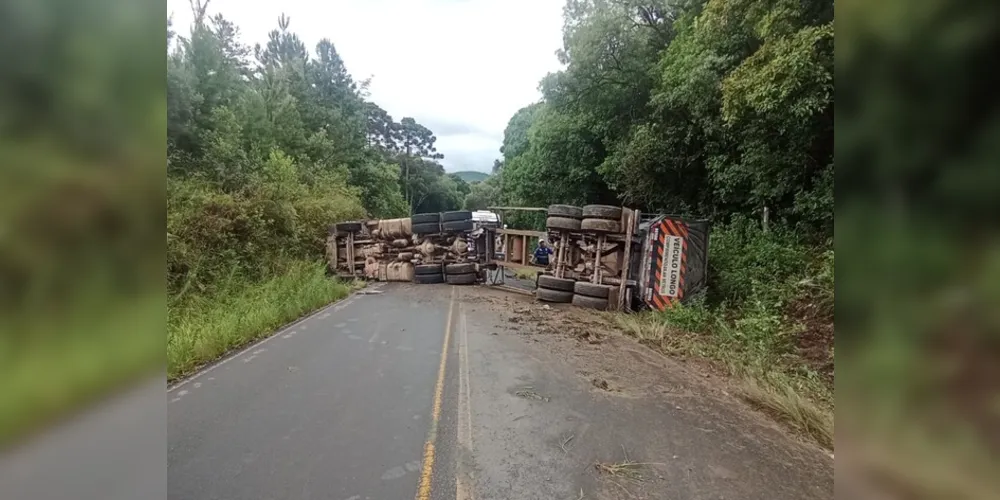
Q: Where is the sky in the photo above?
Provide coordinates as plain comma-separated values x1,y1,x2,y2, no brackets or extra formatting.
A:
169,0,566,173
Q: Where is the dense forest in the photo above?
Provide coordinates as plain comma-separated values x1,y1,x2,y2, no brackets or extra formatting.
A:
167,3,472,298
480,0,832,239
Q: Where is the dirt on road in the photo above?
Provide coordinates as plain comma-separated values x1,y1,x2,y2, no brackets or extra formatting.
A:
459,285,833,500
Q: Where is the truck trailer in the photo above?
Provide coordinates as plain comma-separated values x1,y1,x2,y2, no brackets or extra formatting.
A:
327,205,708,312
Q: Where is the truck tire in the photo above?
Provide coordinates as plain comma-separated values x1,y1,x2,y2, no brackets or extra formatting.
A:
536,288,573,303
414,273,444,284
574,281,613,299
582,205,622,220
445,262,476,274
446,272,477,285
412,222,441,235
581,218,621,233
411,213,441,224
537,275,575,292
546,216,582,232
442,210,472,222
415,263,443,276
572,294,608,310
442,219,473,232
335,221,363,234
547,204,583,219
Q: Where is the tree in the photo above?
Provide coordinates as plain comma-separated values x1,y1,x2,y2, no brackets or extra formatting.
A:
464,176,501,211
396,117,445,212
496,0,834,236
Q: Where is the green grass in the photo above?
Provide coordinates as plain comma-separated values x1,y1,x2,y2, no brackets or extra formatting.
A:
514,268,541,280
168,261,354,380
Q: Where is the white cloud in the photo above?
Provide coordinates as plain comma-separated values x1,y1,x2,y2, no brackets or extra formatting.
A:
169,0,565,173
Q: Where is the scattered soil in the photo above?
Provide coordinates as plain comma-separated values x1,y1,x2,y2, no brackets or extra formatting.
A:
462,285,833,499
591,378,610,391
471,286,742,403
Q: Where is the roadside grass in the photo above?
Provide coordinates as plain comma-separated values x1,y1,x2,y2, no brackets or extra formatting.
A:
167,261,353,381
513,268,540,281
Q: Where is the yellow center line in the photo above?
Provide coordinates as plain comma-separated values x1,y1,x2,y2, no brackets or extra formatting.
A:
415,286,456,500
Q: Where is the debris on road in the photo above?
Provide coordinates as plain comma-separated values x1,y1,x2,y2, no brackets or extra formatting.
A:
591,378,610,391
514,387,550,402
560,434,575,453
594,445,663,481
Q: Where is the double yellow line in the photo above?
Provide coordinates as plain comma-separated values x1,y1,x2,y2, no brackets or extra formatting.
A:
415,287,455,500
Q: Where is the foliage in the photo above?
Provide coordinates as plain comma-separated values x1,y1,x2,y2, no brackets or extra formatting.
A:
165,5,470,384
167,7,466,296
451,171,490,183
485,0,833,236
464,176,501,211
168,261,351,379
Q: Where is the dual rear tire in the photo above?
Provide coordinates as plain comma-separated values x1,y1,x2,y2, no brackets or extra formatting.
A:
572,281,613,310
546,205,623,234
414,262,477,285
412,211,474,235
535,275,574,303
445,262,476,285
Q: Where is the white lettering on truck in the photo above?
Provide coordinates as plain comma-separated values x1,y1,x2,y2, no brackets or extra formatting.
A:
659,235,683,297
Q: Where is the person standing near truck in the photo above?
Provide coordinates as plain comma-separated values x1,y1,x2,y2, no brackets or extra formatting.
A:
531,239,554,267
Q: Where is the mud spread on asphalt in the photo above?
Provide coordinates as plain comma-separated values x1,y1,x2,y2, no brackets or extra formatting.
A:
461,285,833,500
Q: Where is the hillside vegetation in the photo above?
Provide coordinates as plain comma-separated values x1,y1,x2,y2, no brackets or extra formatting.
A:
452,171,490,184
166,4,471,378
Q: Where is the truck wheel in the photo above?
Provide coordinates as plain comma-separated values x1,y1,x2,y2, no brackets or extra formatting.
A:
415,263,443,276
547,204,583,219
546,216,582,231
442,210,472,222
573,281,613,299
581,218,621,233
581,205,622,220
445,262,476,274
536,288,573,303
412,222,441,234
537,275,575,292
572,294,608,310
442,220,473,232
446,272,477,285
335,221,363,234
414,273,444,284
411,213,441,224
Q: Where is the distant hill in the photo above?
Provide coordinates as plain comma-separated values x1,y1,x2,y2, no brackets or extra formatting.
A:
451,171,489,183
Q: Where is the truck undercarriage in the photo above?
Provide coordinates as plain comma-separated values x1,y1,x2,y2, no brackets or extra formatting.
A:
327,205,708,312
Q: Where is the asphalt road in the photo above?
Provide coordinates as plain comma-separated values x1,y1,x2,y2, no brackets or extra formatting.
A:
168,282,462,500
165,282,833,500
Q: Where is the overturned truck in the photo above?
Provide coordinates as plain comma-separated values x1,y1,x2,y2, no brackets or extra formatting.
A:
327,205,709,312
327,211,479,286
